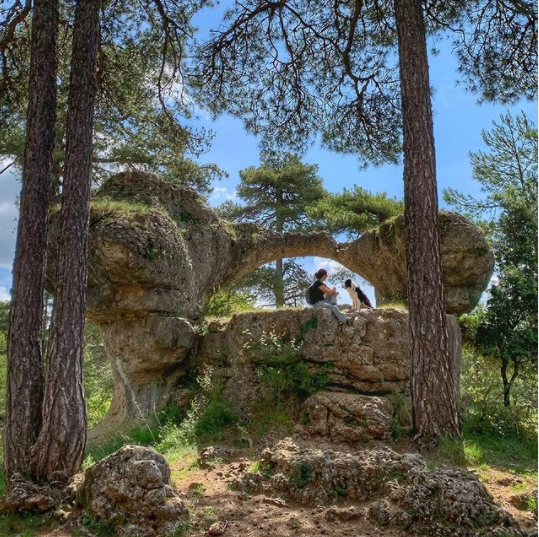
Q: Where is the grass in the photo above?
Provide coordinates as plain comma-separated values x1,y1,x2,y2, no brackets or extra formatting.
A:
0,513,54,537
427,422,538,478
379,301,408,310
92,196,154,216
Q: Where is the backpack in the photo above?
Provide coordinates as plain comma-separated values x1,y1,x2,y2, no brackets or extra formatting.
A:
305,285,314,305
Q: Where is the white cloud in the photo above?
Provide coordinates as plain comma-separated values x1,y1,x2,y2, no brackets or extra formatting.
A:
313,257,344,274
208,186,237,205
0,286,10,301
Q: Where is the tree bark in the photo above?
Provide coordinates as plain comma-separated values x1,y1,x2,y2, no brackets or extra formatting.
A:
274,201,285,307
32,0,100,480
394,0,459,443
3,0,58,480
275,258,285,307
500,355,519,407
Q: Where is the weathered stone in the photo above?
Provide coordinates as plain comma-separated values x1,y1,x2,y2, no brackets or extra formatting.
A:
324,505,363,522
296,391,394,443
78,445,188,537
236,438,518,536
44,171,481,430
0,473,55,514
198,446,233,468
90,315,197,436
510,490,538,513
46,172,492,320
195,308,461,411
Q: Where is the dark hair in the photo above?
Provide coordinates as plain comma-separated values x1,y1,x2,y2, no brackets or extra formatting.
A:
314,268,328,280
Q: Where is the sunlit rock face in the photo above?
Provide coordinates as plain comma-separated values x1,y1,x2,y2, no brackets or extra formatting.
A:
45,171,487,430
48,171,492,321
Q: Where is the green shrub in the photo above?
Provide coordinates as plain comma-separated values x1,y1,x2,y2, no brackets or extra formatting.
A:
461,345,538,445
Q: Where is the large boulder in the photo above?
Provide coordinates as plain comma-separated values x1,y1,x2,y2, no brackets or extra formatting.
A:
236,438,519,536
78,446,188,537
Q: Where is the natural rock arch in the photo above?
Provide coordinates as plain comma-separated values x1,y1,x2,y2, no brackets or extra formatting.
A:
46,171,493,432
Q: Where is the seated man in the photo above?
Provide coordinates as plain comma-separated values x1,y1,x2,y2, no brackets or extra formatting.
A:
308,269,351,324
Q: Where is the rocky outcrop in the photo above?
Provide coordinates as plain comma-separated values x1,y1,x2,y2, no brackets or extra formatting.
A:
195,307,461,406
235,438,520,536
94,316,197,433
44,171,484,429
90,305,461,435
78,445,188,537
47,171,492,321
296,392,395,443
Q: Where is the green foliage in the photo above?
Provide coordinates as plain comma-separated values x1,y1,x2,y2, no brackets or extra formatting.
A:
80,513,116,537
218,152,325,307
195,1,534,162
91,197,155,218
203,288,257,318
83,322,114,429
0,513,51,537
220,152,326,232
447,112,538,407
289,462,313,488
387,392,413,440
148,369,238,457
246,328,328,404
225,260,313,308
460,345,537,443
1,2,221,192
308,186,403,238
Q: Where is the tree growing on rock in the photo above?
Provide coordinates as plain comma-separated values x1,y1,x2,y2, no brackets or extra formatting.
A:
220,153,325,307
446,112,538,407
193,0,537,444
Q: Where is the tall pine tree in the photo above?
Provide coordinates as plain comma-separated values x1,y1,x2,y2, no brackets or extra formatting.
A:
194,0,536,444
221,153,325,307
3,0,58,481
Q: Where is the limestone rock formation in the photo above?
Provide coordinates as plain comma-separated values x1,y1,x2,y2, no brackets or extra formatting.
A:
44,171,486,428
295,392,394,442
78,445,188,537
47,171,493,320
236,438,520,536
195,308,461,419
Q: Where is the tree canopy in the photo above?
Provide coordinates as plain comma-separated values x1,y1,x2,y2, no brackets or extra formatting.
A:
1,0,221,191
446,111,538,407
193,0,536,161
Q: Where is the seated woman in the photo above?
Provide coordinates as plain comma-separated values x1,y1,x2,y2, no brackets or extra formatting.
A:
309,269,351,324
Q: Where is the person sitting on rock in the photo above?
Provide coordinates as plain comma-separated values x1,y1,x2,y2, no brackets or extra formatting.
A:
308,269,351,325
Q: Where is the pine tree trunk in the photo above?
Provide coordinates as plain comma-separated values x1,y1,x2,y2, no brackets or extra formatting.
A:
3,0,58,480
32,0,100,480
275,258,285,307
394,0,459,444
274,206,285,307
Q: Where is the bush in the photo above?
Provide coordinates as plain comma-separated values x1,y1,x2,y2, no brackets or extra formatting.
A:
461,345,537,443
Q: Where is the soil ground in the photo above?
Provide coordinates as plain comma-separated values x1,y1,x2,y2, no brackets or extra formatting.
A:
33,441,537,537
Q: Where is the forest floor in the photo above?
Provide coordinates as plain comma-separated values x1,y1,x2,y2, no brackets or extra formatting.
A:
13,435,535,537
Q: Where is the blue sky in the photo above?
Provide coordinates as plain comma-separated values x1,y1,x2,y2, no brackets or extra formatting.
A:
0,26,536,305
